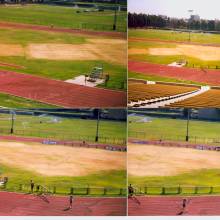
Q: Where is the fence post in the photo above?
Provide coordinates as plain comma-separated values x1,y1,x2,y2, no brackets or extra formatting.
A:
209,186,213,194
161,187,165,195
53,186,56,194
119,188,123,195
103,188,107,195
70,187,74,195
178,186,182,194
194,186,198,194
144,187,148,194
19,184,23,191
86,187,90,195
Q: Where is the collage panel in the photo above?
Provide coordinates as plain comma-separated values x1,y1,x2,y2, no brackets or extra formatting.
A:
0,0,127,108
128,108,220,216
128,0,220,109
0,108,127,216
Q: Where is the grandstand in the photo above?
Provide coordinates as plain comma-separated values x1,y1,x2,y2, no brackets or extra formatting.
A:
168,89,220,108
128,79,220,108
128,80,202,108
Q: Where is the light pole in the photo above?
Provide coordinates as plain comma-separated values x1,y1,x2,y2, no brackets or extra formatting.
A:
10,110,15,134
113,0,118,31
95,109,100,142
185,109,190,142
188,10,194,42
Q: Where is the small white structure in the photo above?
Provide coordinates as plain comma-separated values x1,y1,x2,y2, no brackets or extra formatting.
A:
65,75,104,87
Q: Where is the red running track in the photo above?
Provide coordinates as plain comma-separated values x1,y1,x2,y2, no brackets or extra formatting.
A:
128,196,220,216
0,192,126,216
0,21,126,39
129,60,220,86
0,70,126,107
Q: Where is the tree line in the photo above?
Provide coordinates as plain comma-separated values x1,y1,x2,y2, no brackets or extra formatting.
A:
0,0,126,4
128,13,220,31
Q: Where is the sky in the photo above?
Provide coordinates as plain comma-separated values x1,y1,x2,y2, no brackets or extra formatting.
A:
128,0,220,20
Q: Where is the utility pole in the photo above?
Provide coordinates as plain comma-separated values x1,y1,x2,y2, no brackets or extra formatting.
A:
113,0,118,31
186,109,190,142
95,109,100,142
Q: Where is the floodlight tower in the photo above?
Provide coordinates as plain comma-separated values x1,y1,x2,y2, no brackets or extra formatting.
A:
10,110,15,134
95,109,100,142
188,9,194,41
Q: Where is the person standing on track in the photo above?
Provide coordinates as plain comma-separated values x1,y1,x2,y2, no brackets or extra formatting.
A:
128,184,134,198
177,198,190,215
69,195,73,209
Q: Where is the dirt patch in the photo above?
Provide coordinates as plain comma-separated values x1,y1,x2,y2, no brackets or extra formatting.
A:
128,144,220,177
26,43,98,61
128,48,149,55
0,141,126,176
0,44,24,56
0,39,126,65
148,44,220,60
87,38,127,66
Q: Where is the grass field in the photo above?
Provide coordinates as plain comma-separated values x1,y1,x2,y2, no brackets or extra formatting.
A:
0,113,127,145
0,93,55,108
128,35,220,67
128,114,220,143
0,4,127,32
4,164,126,195
128,71,206,85
129,169,220,188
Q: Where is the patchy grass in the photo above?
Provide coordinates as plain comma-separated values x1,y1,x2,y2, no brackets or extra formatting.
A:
0,114,127,144
128,115,220,142
129,28,220,44
0,93,55,108
128,71,206,85
0,4,127,32
2,164,126,195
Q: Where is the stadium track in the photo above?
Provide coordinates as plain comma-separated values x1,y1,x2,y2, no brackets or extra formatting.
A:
0,21,126,39
0,192,126,216
129,60,220,85
0,69,126,107
128,196,220,216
